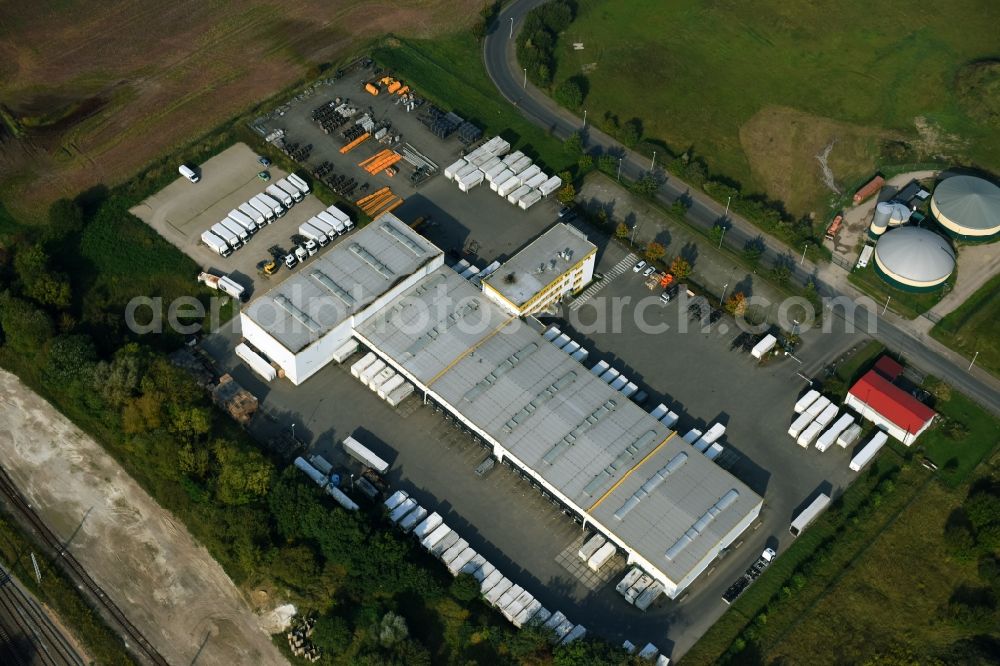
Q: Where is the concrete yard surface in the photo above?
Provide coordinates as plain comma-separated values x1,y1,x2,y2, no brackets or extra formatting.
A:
131,142,331,300
0,370,287,666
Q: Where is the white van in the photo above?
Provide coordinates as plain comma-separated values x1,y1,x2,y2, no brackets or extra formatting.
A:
179,164,200,183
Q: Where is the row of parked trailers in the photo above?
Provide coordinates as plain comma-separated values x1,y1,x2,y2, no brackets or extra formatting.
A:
680,422,727,461
296,203,355,248
349,350,416,408
588,358,649,404
578,533,666,614
542,325,591,365
201,173,313,257
443,138,562,210
789,389,887,471
383,490,587,643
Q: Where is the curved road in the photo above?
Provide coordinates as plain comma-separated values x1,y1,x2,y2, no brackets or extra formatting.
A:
483,2,1000,416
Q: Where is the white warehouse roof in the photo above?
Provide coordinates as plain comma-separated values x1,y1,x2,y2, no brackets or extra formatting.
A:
243,213,442,353
482,223,597,308
355,266,762,586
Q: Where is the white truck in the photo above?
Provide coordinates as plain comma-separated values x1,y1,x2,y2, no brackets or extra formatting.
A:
229,208,259,233
299,220,331,247
266,184,294,207
219,217,249,243
248,196,276,223
238,202,266,228
197,272,246,301
317,211,346,236
275,178,303,203
211,222,241,249
178,164,200,182
258,192,286,217
286,173,311,195
790,493,831,536
325,204,354,231
201,229,233,257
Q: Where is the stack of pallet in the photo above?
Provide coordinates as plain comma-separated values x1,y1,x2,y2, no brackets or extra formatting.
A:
356,187,404,217
359,149,403,176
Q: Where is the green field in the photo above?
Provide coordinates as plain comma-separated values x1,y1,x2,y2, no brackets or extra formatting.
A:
373,33,571,175
932,273,1000,378
552,0,1000,217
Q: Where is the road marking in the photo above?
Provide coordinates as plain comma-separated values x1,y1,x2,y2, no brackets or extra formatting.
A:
569,253,636,311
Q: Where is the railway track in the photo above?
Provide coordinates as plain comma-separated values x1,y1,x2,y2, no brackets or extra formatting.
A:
0,561,83,665
0,466,168,666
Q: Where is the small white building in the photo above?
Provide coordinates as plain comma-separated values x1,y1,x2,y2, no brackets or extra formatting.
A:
481,223,596,316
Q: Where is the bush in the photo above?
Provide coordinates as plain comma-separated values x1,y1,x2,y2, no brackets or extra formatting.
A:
555,76,585,108
620,118,642,147
450,573,480,602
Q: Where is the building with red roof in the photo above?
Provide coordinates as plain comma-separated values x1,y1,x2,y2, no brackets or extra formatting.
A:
844,369,936,446
873,356,903,381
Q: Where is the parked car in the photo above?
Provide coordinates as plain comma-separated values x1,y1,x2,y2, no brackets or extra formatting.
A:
258,170,271,181
632,260,647,273
258,156,271,166
642,265,655,277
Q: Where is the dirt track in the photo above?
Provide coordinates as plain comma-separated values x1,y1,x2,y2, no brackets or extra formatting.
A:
0,369,287,666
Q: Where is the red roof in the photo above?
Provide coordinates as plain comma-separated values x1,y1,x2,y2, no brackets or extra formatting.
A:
873,356,904,381
849,370,935,434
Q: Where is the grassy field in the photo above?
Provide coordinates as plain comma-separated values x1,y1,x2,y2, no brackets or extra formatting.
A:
931,273,1000,378
848,263,946,319
553,0,1000,217
917,378,1000,487
0,0,483,221
373,33,571,174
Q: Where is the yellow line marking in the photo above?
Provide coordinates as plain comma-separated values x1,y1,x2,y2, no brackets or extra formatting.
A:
426,315,517,387
587,431,677,512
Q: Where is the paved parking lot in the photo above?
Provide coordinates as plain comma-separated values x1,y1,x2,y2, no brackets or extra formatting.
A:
130,142,338,299
255,71,568,268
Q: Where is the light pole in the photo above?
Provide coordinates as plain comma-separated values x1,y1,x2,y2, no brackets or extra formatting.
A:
882,295,891,315
631,223,640,245
800,243,808,266
350,473,355,490
720,266,737,306
724,195,731,220
968,351,979,372
650,151,656,171
523,68,527,88
718,225,727,249
509,16,513,38
617,158,622,182
291,422,296,441
583,109,587,128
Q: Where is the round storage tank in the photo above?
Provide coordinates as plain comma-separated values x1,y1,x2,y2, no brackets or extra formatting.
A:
873,227,955,292
870,201,892,237
930,175,1000,240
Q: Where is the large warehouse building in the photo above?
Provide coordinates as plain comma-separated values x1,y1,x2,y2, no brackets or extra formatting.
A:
240,215,763,597
930,175,1000,241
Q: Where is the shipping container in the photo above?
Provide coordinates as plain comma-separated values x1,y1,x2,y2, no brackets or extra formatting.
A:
525,172,548,189
587,542,616,571
332,339,360,363
850,432,888,471
235,343,276,381
489,169,514,190
590,360,610,377
457,170,485,192
294,457,327,486
386,383,414,407
384,490,408,511
635,583,664,611
661,411,680,429
342,435,390,474
351,352,378,378
389,498,418,523
399,506,428,532
787,411,816,439
324,484,359,511
412,512,443,540
496,175,522,197
813,404,839,429
578,533,605,561
616,568,644,595
539,175,562,196
518,189,542,210
794,389,821,414
790,493,831,536
837,423,863,448
797,421,824,448
506,184,532,204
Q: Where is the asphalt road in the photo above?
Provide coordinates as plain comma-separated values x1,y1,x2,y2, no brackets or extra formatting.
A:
483,1,1000,416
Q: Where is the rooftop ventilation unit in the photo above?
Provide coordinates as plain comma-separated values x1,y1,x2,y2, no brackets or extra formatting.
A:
310,270,356,307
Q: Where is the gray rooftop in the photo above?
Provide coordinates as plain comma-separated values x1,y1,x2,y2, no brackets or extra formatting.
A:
482,223,596,307
243,213,442,352
357,266,762,583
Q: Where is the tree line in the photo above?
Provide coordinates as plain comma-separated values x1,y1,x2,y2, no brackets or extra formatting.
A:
0,185,644,663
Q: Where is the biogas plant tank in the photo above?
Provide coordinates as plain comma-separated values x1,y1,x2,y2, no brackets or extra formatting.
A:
873,227,955,292
930,175,1000,240
869,201,911,238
